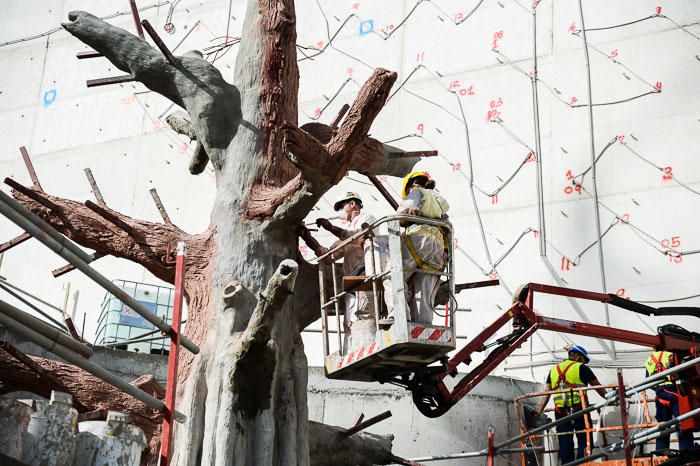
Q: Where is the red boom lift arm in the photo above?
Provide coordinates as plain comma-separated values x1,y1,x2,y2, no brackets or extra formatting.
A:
402,283,700,420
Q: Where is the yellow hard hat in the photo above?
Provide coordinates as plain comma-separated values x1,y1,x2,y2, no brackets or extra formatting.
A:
401,171,430,198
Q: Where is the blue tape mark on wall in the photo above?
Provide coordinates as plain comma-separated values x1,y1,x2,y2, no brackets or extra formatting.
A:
359,19,374,36
43,89,57,108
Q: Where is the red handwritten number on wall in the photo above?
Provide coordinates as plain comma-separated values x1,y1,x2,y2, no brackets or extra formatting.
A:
417,123,424,135
416,51,425,62
491,194,499,204
452,162,462,172
454,12,464,23
564,185,582,195
616,288,631,300
569,96,578,105
565,170,574,180
609,49,619,59
346,68,353,76
661,236,682,263
526,152,537,163
655,81,663,91
656,6,662,15
492,30,503,49
461,85,475,96
561,257,571,271
662,166,673,181
568,22,576,32
617,135,626,145
486,97,503,121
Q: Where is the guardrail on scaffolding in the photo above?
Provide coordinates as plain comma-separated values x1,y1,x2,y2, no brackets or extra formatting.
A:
404,356,700,464
0,190,196,466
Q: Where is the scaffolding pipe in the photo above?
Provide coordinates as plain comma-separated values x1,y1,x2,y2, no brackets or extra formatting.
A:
0,298,92,358
0,191,92,263
0,304,186,422
495,355,700,450
562,408,700,466
102,334,169,347
0,276,65,314
409,446,544,462
0,191,199,355
0,281,67,331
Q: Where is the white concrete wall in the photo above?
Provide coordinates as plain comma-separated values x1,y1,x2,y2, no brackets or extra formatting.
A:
0,1,699,392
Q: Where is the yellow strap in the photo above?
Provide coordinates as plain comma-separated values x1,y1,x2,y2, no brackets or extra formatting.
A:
403,233,441,272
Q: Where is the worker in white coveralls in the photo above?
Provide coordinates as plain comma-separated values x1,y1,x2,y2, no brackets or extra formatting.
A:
379,171,449,326
316,192,377,349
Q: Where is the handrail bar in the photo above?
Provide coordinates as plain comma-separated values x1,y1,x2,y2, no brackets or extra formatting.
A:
315,214,452,263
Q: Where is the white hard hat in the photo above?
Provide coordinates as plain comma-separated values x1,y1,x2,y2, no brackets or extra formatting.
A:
333,191,363,211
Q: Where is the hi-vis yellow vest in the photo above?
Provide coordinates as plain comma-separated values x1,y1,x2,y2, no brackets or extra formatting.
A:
550,360,585,408
645,351,673,386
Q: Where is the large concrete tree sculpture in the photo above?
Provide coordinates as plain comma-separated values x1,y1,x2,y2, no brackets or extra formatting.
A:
8,1,422,464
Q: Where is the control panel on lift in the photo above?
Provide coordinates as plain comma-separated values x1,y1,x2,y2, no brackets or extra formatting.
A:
316,215,457,383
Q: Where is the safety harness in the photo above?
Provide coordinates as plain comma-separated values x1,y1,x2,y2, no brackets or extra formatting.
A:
551,360,585,409
646,351,677,406
403,232,443,272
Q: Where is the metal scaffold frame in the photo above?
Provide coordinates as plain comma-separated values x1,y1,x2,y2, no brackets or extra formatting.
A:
405,356,700,464
0,189,195,466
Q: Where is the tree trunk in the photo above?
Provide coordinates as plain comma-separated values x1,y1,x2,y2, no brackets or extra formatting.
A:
6,1,415,464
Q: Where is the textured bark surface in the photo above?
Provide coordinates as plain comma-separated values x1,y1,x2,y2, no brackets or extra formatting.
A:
5,1,419,464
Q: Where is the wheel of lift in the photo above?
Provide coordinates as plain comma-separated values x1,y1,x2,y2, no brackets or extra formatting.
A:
411,381,451,418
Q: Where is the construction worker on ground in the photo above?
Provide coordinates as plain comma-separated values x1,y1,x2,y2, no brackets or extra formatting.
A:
316,192,377,349
645,350,695,451
537,345,607,465
380,171,449,326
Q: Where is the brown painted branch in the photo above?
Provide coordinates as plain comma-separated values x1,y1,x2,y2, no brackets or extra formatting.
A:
299,226,326,257
342,410,392,438
9,183,211,285
253,69,398,226
326,68,397,160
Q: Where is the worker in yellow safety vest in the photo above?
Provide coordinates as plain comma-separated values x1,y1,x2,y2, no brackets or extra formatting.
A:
537,346,608,464
645,350,695,451
380,171,449,326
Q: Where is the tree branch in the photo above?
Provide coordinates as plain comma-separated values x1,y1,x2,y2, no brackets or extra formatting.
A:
62,11,241,168
165,112,210,174
246,68,397,225
7,181,212,285
309,420,396,466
